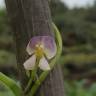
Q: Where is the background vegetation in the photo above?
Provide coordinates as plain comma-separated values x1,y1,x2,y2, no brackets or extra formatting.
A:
0,0,96,96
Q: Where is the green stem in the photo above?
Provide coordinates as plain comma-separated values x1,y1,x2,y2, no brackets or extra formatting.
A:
24,71,34,94
25,58,40,94
27,23,62,96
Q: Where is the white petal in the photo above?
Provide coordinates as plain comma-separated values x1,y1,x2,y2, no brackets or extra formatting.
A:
23,55,36,70
39,56,50,71
26,42,34,55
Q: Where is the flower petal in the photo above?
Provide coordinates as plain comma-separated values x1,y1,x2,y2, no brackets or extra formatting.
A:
26,43,34,55
26,36,57,58
39,56,50,71
23,55,36,70
26,36,43,55
42,36,57,59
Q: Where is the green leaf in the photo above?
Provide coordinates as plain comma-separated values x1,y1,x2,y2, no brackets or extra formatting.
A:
0,72,22,96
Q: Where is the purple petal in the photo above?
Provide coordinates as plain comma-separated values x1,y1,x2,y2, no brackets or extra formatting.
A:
39,56,50,71
26,36,57,58
23,55,36,70
26,36,43,55
42,36,57,59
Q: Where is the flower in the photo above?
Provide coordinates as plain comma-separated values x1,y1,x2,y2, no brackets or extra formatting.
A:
23,36,57,71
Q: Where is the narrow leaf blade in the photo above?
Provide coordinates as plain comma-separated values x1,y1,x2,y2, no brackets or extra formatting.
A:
0,72,22,96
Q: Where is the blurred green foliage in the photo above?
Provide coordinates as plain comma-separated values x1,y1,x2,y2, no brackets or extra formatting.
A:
50,0,96,50
0,50,16,66
0,9,16,68
49,0,96,83
65,80,96,96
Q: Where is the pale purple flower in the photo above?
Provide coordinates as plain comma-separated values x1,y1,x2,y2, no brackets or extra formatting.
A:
23,36,57,71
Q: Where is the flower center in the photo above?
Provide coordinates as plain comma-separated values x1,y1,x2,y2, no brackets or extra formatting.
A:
35,43,44,58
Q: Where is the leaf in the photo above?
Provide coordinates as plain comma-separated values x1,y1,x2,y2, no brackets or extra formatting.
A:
0,72,22,96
